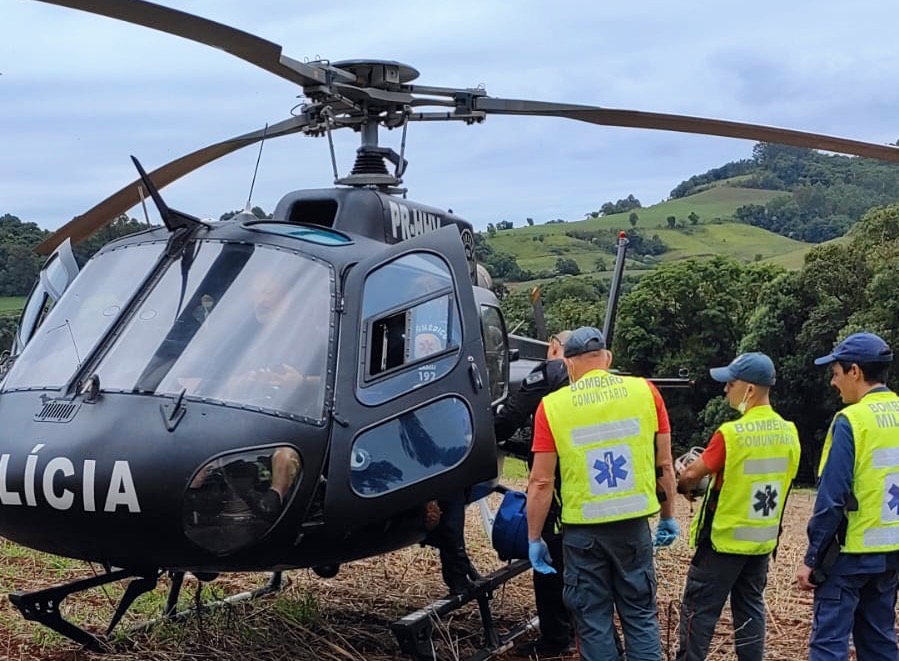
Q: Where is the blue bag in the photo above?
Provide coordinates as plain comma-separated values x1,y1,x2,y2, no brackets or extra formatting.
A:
491,490,529,561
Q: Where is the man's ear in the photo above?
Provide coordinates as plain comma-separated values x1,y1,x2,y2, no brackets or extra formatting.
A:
604,349,614,367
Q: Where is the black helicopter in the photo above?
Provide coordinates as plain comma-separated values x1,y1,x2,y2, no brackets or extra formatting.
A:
4,0,899,653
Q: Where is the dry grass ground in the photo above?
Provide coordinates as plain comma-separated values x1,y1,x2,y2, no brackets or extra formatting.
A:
0,489,826,660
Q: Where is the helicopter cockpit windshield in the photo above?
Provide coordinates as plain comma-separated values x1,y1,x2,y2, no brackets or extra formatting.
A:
97,241,334,420
3,240,334,421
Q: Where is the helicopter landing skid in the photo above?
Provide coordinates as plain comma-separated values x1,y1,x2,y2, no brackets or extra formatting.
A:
8,567,161,652
8,567,284,653
390,558,537,661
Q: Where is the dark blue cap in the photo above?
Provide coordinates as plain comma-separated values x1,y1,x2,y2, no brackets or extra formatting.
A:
563,326,606,358
709,352,776,386
814,332,893,366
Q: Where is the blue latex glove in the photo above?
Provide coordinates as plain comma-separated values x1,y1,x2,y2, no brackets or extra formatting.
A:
654,517,679,547
528,538,557,574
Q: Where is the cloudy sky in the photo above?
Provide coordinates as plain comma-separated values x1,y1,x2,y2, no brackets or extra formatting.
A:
3,1,899,233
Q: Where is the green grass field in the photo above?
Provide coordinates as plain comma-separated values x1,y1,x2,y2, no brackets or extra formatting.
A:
0,297,24,317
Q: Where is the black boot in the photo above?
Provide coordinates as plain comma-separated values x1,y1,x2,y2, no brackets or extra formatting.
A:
425,497,481,594
438,544,482,594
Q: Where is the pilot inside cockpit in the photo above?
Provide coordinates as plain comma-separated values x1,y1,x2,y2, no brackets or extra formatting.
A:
203,268,330,413
111,244,335,419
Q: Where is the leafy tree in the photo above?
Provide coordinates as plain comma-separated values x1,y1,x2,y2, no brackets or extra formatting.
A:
219,206,271,221
599,195,642,216
615,257,780,448
666,215,676,229
498,289,538,337
0,316,18,353
484,250,531,281
546,297,606,333
473,231,494,262
0,214,51,296
695,396,739,449
71,215,151,266
555,257,581,276
669,159,755,198
594,256,608,272
486,223,496,237
526,217,534,226
542,277,604,306
688,211,700,225
629,212,639,228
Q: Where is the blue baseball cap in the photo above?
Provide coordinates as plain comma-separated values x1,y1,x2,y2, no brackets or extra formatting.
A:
814,332,893,366
563,326,606,358
709,352,776,386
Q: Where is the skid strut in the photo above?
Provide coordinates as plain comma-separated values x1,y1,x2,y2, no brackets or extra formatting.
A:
9,568,158,652
391,558,536,661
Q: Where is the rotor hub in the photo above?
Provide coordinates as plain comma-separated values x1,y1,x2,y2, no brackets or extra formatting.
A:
329,60,420,90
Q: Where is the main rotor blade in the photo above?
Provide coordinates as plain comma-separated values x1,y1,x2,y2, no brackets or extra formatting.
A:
475,98,899,163
36,116,309,255
33,0,327,87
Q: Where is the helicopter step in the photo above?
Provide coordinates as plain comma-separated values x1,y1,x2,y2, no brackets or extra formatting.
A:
390,558,536,661
8,567,284,652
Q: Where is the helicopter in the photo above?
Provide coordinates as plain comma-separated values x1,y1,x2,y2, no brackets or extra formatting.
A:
3,0,899,654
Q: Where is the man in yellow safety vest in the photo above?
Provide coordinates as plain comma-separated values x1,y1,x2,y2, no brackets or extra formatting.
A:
525,326,677,661
676,352,800,660
796,332,899,660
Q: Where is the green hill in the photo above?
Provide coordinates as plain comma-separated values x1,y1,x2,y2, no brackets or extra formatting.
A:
485,186,812,277
0,297,24,317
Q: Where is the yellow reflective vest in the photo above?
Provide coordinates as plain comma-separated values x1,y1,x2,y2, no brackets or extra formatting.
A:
543,369,659,525
690,405,800,555
818,390,899,554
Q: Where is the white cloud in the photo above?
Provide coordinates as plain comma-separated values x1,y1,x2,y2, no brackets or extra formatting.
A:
2,0,898,233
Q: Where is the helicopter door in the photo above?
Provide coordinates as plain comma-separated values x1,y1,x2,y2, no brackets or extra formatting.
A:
11,238,79,355
326,226,496,528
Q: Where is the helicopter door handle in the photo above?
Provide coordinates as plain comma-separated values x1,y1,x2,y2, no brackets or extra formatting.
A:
467,357,483,391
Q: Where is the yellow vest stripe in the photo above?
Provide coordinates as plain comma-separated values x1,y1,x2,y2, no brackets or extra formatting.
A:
733,526,779,543
872,447,899,467
572,418,642,445
582,494,651,520
744,457,790,474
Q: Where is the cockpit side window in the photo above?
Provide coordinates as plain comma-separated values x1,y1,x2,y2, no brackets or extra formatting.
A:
480,304,509,406
357,252,462,406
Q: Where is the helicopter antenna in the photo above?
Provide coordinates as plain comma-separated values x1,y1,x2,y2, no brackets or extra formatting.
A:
245,123,269,212
137,185,152,228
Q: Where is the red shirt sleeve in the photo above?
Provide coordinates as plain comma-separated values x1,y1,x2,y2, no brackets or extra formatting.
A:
701,430,727,489
530,401,557,453
647,381,671,434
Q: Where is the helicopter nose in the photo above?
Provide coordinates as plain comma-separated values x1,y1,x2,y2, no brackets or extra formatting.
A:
183,446,302,555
